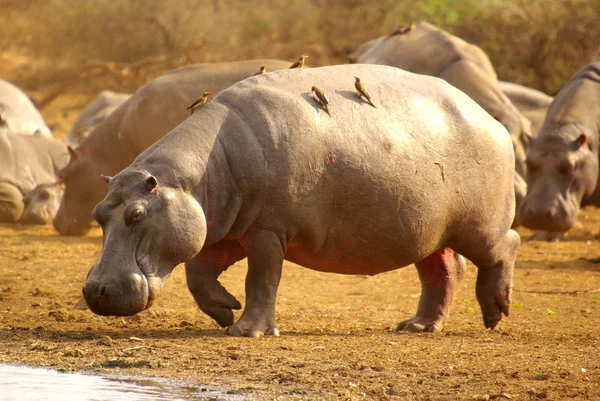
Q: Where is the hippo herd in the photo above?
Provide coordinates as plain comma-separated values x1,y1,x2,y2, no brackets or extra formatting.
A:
3,21,599,336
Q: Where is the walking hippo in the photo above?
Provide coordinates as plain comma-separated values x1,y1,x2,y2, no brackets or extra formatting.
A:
519,58,600,239
0,132,69,223
498,81,553,136
0,79,52,136
53,59,291,236
66,90,131,145
83,64,519,337
355,21,532,178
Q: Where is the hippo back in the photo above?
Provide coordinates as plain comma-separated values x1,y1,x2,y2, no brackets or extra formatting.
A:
66,90,131,145
0,132,68,194
498,81,553,136
0,80,52,136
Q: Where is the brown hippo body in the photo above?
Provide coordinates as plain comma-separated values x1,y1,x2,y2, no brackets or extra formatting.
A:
53,59,291,236
83,64,519,337
519,58,600,237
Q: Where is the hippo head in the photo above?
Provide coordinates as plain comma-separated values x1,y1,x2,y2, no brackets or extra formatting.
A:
83,170,206,316
519,129,598,233
21,183,64,225
53,146,104,236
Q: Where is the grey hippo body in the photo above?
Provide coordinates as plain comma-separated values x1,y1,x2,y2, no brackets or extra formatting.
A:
53,59,291,236
83,64,519,337
67,90,131,145
0,79,52,136
0,132,69,223
519,58,600,238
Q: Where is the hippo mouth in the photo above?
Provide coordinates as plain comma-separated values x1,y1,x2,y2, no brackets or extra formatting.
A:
134,239,164,311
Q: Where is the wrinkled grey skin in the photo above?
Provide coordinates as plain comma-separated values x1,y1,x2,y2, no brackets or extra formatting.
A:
519,58,600,238
53,59,291,236
66,90,131,145
498,81,553,137
84,64,519,337
0,132,69,223
355,21,532,179
21,183,64,225
0,79,52,136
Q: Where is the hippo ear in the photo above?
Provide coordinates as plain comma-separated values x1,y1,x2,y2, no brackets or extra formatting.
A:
145,175,158,192
490,112,502,122
520,131,533,148
573,133,588,150
101,175,113,185
67,146,80,161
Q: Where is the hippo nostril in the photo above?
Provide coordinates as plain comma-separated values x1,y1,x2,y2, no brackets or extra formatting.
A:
100,286,106,297
527,209,533,218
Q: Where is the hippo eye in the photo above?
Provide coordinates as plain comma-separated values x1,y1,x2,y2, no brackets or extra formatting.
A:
560,161,574,175
39,190,51,200
127,207,147,225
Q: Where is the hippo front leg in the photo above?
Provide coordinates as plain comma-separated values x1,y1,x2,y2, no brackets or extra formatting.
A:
397,248,466,333
185,240,246,327
226,230,284,338
0,183,24,223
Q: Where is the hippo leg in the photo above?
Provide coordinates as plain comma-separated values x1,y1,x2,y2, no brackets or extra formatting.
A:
226,230,284,338
529,230,564,242
185,240,246,327
463,230,520,329
0,183,24,223
397,247,466,333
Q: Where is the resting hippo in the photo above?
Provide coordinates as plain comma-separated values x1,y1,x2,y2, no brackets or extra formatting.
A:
66,90,131,145
21,183,64,225
83,64,519,337
498,81,553,136
0,79,52,136
0,132,69,223
53,59,291,236
519,58,600,237
355,21,532,178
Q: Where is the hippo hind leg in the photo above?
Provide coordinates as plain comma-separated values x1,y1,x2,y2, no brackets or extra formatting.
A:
0,183,24,223
397,247,466,333
457,229,520,329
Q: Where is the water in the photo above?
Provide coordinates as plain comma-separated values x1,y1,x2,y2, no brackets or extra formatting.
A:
0,364,248,401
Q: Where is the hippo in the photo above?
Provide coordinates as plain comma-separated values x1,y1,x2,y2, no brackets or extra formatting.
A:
53,59,292,236
498,81,553,136
66,90,131,145
355,21,532,178
82,64,519,337
519,58,600,238
0,79,52,136
0,132,69,223
21,183,64,225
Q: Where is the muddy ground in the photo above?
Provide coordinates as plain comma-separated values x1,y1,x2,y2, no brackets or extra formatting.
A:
0,207,599,400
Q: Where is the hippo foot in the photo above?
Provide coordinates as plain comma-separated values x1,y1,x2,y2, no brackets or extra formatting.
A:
529,230,564,242
396,316,444,333
225,321,279,338
201,300,241,328
476,261,514,329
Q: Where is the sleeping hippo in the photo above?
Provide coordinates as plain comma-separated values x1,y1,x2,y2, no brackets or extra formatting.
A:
498,81,553,136
355,21,532,178
66,90,131,145
21,183,64,225
82,64,519,337
0,79,52,136
0,132,69,223
519,58,600,238
53,59,291,236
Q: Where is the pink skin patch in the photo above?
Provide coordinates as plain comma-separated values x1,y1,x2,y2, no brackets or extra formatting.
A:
326,156,334,165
